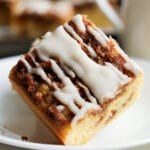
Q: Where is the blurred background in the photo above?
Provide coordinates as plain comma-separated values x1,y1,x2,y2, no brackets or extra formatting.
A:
0,0,149,59
0,0,122,58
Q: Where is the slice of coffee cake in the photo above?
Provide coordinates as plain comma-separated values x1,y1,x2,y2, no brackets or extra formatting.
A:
9,15,143,145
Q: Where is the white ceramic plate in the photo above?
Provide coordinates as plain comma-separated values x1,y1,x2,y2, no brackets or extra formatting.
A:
0,56,150,150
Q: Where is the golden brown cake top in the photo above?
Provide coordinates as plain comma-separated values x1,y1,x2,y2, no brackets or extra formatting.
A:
18,15,142,127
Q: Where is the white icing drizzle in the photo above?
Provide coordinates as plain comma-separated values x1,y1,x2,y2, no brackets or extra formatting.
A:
37,26,130,103
62,65,76,78
43,32,52,38
56,105,65,111
71,15,86,33
20,56,31,71
64,23,97,58
111,38,142,75
31,39,40,47
50,59,100,126
124,60,142,75
20,55,51,84
88,26,109,47
78,82,97,104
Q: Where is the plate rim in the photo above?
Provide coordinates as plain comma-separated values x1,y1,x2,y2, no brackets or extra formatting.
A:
0,135,150,150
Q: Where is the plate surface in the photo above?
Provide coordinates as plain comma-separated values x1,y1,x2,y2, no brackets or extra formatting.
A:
0,56,150,150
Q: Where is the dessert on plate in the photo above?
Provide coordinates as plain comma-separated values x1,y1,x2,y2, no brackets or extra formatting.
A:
9,15,143,145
